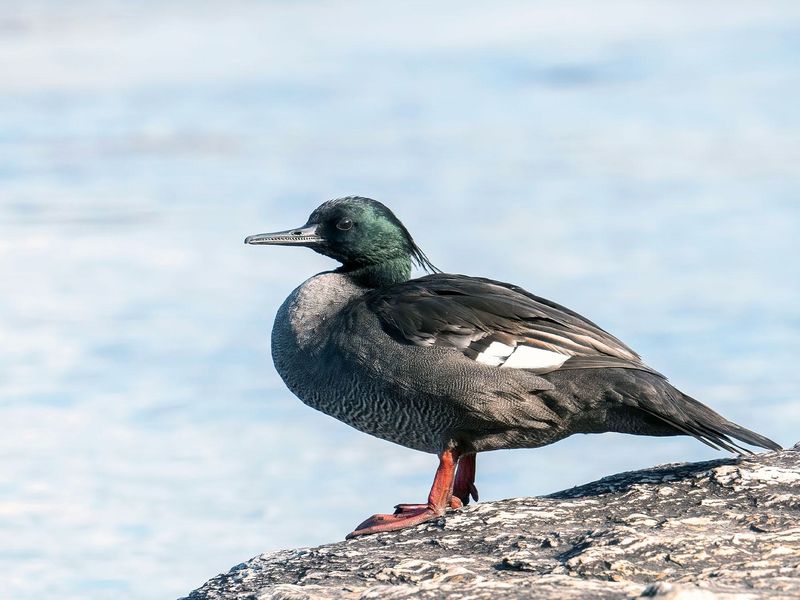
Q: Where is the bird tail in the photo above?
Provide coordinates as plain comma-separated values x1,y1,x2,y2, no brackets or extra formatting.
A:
646,390,782,455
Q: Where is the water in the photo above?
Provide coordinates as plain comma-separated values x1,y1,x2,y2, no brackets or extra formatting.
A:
1,1,798,598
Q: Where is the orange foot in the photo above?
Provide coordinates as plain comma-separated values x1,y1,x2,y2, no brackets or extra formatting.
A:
346,450,478,538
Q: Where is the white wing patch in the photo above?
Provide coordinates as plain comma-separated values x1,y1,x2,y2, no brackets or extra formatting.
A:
502,345,569,370
476,341,569,371
474,341,514,366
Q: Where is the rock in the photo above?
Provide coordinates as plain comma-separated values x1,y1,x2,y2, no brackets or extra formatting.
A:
182,446,800,599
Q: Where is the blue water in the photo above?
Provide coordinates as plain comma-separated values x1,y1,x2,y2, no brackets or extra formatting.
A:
1,2,799,598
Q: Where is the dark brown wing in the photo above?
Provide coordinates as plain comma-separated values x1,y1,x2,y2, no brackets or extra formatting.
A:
365,274,661,376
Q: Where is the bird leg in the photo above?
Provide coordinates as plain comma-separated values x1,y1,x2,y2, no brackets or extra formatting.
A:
391,453,477,514
346,448,461,538
452,452,479,505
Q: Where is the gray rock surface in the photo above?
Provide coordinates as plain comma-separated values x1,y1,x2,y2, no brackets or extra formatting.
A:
183,445,800,599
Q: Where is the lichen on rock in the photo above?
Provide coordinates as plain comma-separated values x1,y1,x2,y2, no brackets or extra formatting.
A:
182,445,800,599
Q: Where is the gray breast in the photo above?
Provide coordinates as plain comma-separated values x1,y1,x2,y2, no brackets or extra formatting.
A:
270,272,457,452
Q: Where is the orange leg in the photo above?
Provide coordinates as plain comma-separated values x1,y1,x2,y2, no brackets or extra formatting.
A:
392,453,477,513
453,452,479,505
346,448,461,538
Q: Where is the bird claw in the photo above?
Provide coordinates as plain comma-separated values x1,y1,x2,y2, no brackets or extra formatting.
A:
395,496,462,513
468,482,479,502
452,453,478,505
453,480,479,504
393,503,427,514
346,505,441,538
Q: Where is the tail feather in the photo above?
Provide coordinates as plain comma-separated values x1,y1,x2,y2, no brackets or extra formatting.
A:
642,390,782,455
679,392,782,453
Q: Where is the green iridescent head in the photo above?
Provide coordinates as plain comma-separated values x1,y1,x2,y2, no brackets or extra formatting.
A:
245,196,438,286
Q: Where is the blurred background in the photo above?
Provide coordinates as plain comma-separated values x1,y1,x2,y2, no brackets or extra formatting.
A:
1,1,798,598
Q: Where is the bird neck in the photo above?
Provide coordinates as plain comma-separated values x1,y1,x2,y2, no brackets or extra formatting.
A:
340,256,412,288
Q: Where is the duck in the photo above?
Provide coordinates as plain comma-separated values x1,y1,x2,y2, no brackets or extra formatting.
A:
245,196,781,538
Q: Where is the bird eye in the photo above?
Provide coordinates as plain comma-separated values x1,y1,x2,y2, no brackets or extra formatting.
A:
336,218,354,231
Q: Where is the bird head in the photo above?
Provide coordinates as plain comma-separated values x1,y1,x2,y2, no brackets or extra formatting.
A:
245,196,437,286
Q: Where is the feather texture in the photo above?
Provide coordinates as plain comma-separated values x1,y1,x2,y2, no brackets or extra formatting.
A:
366,274,661,376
